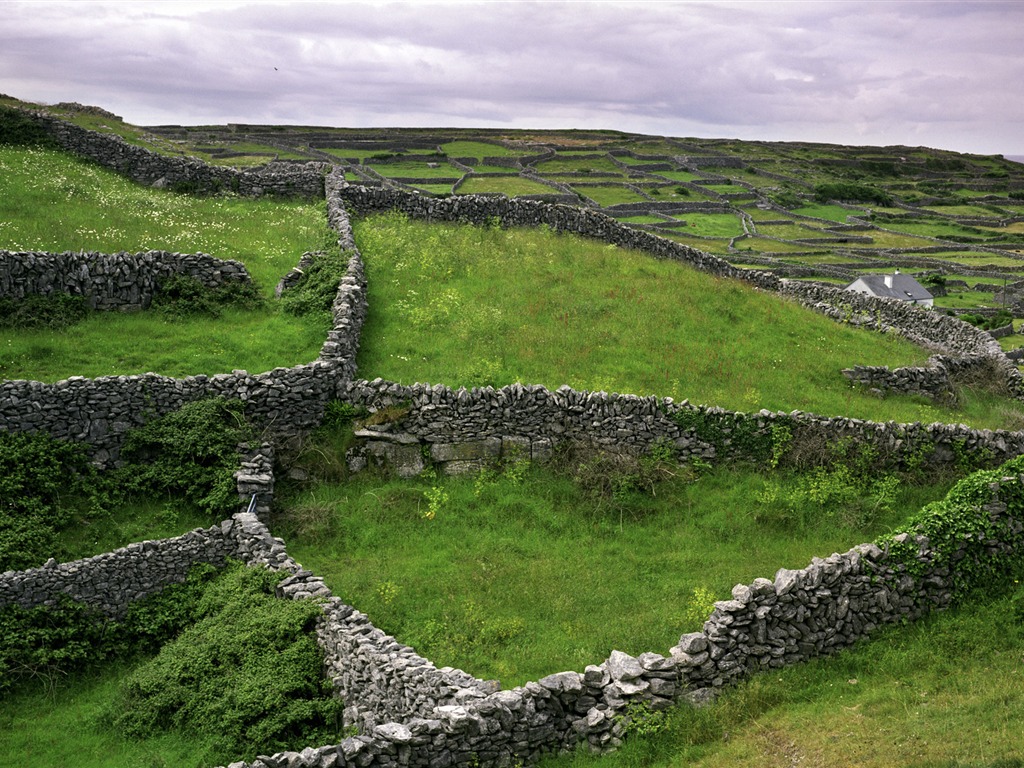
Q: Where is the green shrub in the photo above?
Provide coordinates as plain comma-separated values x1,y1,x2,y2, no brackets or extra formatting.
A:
813,182,892,206
0,562,219,696
0,430,111,570
882,455,1024,597
107,564,342,761
115,398,254,517
151,274,263,319
0,106,56,147
279,250,352,318
0,293,88,330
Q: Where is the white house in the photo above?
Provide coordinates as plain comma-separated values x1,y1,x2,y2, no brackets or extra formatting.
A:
844,271,934,307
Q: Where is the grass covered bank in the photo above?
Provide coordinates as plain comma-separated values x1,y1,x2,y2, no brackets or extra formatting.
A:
353,212,1024,430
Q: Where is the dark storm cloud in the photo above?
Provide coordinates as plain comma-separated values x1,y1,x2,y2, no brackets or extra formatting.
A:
2,1,1022,154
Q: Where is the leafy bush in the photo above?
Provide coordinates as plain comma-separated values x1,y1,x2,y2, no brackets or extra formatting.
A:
152,274,263,319
958,309,1012,331
813,182,892,206
0,562,219,696
116,398,254,517
0,293,88,330
0,105,56,147
0,431,111,570
279,250,352,318
882,455,1024,597
107,564,342,761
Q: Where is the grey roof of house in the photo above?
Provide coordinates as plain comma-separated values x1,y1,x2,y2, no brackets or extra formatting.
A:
845,274,933,302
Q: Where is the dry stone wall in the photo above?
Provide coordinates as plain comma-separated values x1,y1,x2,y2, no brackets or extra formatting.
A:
339,378,1024,474
0,249,252,310
24,109,327,199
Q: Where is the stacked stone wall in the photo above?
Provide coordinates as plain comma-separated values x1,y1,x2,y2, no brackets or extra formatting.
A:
0,524,235,618
0,249,251,310
24,110,326,199
339,378,1024,474
0,363,335,466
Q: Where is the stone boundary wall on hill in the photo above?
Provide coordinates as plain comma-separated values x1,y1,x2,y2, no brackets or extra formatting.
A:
24,109,327,199
338,379,1024,474
0,249,252,311
0,364,336,466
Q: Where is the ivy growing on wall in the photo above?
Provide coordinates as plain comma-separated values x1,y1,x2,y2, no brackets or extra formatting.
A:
880,455,1024,598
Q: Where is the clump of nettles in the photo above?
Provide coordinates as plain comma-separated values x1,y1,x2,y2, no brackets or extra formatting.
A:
0,430,108,571
0,563,221,696
105,564,342,763
279,250,352,318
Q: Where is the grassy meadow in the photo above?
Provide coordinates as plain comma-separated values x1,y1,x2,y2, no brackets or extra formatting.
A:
274,455,958,688
353,211,1024,429
0,146,332,380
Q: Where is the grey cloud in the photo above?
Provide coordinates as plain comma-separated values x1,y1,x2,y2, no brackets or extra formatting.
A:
1,0,1022,154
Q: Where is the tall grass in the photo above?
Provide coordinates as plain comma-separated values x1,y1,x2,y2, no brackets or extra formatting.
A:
352,211,1024,429
274,458,956,688
0,146,332,381
0,661,219,768
0,146,328,292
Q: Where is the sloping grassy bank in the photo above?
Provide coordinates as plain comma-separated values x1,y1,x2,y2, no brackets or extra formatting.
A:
353,212,1024,430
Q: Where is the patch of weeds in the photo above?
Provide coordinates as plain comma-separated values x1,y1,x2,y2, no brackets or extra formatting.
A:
0,430,114,571
549,439,691,518
114,397,255,518
0,562,219,697
279,249,353,318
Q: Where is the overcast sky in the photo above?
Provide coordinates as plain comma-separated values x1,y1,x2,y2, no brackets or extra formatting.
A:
3,1,1022,156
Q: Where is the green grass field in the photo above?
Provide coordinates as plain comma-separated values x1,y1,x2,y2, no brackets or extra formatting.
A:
274,455,957,687
0,146,331,380
352,211,1024,428
457,176,557,197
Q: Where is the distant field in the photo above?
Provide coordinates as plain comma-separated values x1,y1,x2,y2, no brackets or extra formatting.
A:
441,140,519,158
456,176,558,197
572,184,650,206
